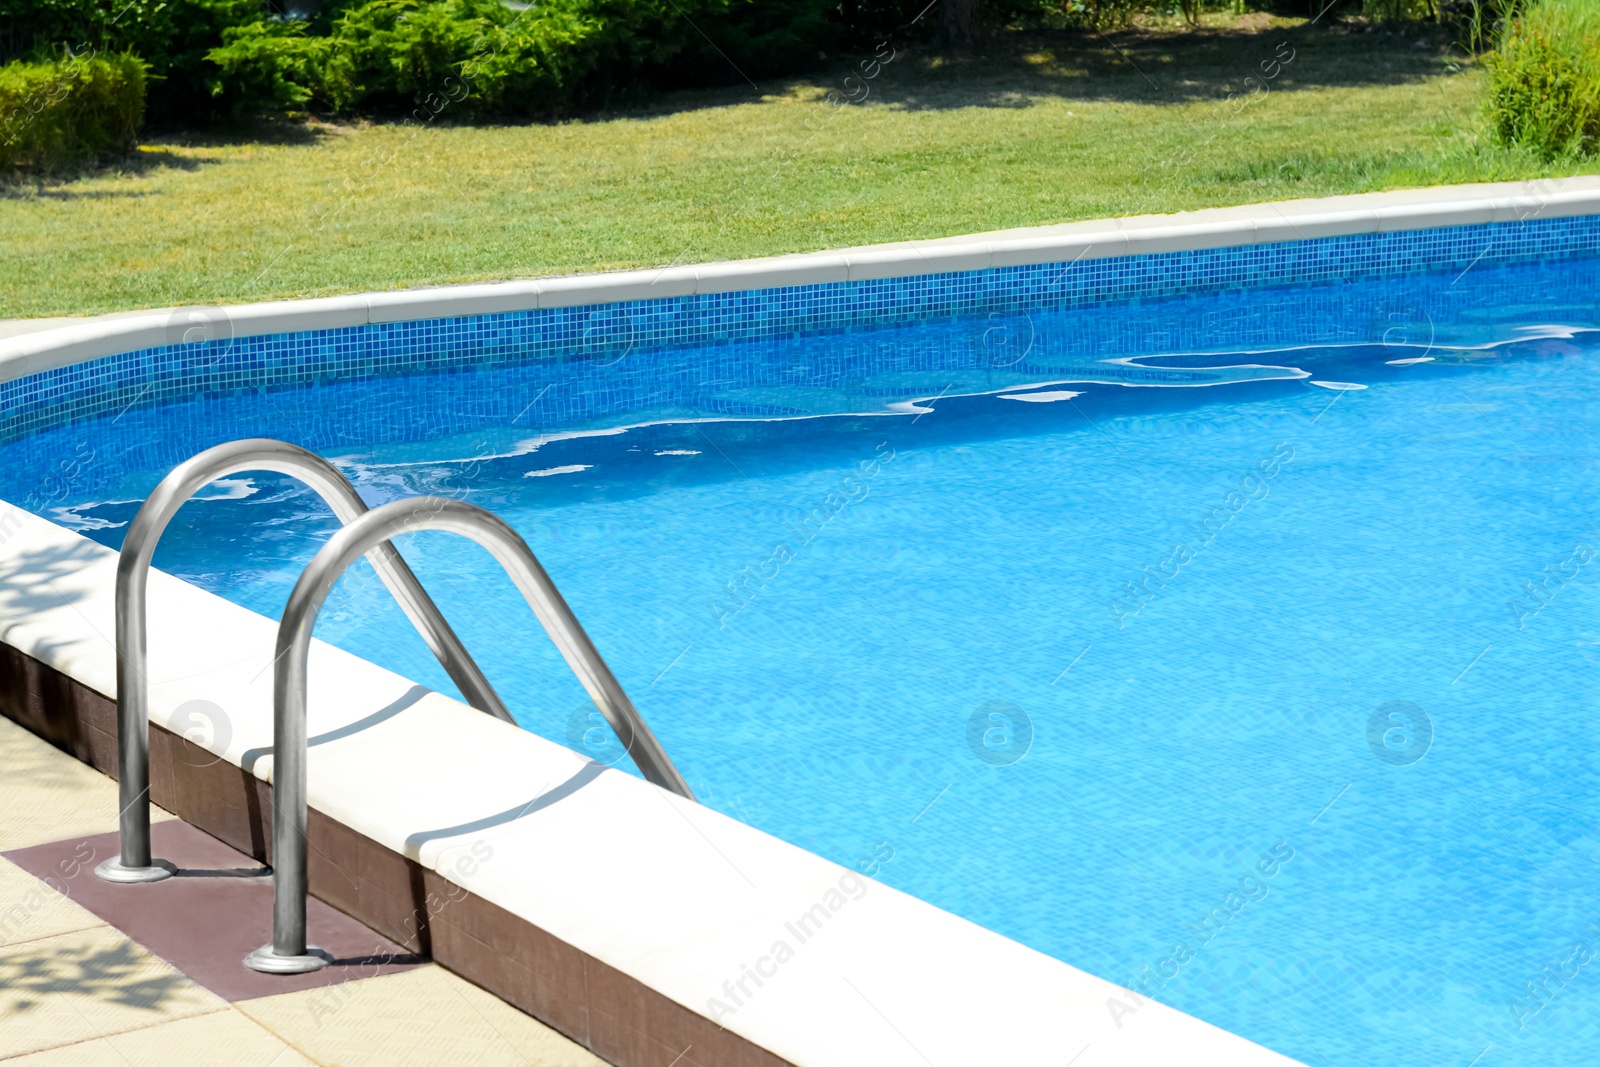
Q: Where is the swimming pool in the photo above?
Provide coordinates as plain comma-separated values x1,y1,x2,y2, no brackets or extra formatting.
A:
8,247,1600,1066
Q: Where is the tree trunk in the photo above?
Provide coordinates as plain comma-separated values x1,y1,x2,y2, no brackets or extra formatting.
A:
940,0,979,48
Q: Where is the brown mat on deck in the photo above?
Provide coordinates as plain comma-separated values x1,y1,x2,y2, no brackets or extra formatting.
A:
4,819,425,1001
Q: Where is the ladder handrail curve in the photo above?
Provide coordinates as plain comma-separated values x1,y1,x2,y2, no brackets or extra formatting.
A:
249,496,694,971
100,439,513,885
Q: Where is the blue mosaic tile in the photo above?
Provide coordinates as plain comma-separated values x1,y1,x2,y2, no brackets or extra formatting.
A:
3,211,1597,446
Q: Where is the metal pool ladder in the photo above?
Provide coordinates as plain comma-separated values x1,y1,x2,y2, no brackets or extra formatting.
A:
246,496,692,973
97,439,517,885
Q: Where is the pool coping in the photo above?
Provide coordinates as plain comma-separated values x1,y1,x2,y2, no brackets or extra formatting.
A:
3,175,1598,383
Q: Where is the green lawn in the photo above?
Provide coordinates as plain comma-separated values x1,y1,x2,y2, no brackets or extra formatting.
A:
3,16,1597,319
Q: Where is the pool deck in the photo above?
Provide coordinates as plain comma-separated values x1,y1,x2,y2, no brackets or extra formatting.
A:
0,714,604,1066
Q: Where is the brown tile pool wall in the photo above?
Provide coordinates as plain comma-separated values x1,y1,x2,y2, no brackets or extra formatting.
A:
0,639,791,1067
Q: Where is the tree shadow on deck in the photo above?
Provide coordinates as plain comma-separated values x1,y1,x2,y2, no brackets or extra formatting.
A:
0,936,196,1015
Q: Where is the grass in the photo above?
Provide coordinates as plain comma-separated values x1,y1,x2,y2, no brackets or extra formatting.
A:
2,14,1597,319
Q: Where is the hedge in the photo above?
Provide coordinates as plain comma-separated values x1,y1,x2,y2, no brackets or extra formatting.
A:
3,0,859,123
205,0,850,120
0,51,144,172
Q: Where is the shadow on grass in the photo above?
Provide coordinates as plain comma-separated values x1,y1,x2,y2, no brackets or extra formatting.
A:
0,148,217,198
826,22,1464,111
0,116,334,195
578,19,1469,123
141,113,332,148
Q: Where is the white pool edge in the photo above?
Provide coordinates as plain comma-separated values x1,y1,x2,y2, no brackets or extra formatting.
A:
4,175,1599,383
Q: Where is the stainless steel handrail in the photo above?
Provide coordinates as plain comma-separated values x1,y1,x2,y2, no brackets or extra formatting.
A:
97,440,514,885
246,496,693,974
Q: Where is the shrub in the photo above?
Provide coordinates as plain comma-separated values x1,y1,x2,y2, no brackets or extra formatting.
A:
1,0,262,122
0,51,144,172
509,0,841,100
6,0,846,124
455,5,606,115
307,0,603,116
207,0,840,119
1486,0,1600,158
206,21,332,115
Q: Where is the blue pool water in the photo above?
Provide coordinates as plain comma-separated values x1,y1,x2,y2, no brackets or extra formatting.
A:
8,252,1600,1065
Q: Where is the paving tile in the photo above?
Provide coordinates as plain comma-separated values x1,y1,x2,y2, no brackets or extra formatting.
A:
0,857,103,949
6,1007,317,1066
0,925,225,1058
238,964,607,1067
4,820,424,1003
0,716,172,852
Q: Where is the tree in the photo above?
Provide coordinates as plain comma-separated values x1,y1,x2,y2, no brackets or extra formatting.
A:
940,0,977,47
